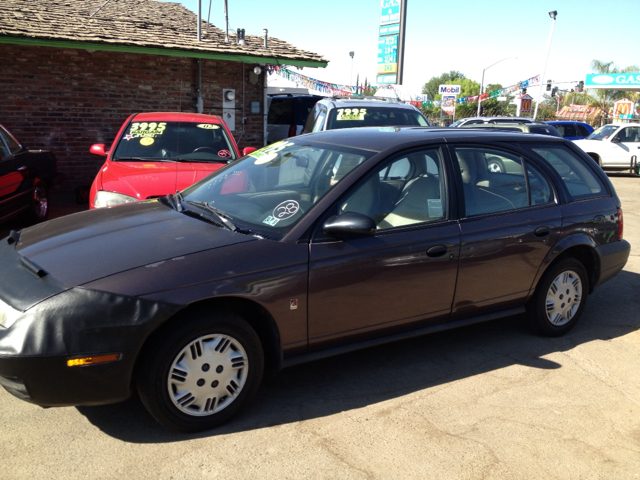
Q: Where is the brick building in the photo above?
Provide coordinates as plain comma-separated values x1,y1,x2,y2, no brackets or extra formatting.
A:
0,0,326,190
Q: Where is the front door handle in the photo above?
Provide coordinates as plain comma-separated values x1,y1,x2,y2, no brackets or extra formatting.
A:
426,245,447,257
534,226,550,237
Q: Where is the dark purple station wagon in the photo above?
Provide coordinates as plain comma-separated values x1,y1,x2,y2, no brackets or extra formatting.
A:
0,127,630,431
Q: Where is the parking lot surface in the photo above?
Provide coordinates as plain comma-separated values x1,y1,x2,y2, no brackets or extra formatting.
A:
1,176,639,479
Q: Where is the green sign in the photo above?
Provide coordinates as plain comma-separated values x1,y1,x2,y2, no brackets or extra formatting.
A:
379,0,400,25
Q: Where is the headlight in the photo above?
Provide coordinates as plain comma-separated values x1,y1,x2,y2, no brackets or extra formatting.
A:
93,190,138,208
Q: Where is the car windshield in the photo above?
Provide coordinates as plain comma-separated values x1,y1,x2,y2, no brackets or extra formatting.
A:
113,120,237,162
586,124,619,141
179,139,374,238
326,107,429,130
449,119,465,127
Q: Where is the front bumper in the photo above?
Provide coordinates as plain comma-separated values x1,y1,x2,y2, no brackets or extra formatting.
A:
0,239,182,407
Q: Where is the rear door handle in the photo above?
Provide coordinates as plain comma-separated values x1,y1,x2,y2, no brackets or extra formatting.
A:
534,226,550,237
426,245,447,257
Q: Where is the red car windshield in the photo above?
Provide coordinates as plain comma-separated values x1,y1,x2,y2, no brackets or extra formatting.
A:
113,121,237,162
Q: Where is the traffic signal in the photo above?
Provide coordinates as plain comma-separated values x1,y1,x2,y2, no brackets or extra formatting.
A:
551,87,558,97
579,81,584,91
546,80,552,91
522,88,527,94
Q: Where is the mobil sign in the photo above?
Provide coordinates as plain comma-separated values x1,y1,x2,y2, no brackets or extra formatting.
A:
439,85,461,95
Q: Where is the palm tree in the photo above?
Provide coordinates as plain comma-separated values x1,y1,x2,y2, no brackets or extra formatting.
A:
588,60,640,111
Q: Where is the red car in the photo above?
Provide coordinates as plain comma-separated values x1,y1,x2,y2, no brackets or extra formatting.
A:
89,112,255,208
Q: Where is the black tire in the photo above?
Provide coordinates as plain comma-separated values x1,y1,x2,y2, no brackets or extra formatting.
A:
529,258,589,337
24,179,49,224
137,309,264,432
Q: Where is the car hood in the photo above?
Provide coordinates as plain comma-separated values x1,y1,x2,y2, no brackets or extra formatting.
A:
98,160,227,199
15,201,257,287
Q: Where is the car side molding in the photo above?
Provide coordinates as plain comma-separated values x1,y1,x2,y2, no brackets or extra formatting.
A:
282,306,526,369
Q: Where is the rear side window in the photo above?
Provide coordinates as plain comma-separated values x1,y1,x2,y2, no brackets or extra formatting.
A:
453,146,554,217
529,126,562,137
267,98,294,125
531,146,606,200
576,124,592,137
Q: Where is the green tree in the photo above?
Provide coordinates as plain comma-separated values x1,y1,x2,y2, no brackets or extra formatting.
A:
422,70,466,100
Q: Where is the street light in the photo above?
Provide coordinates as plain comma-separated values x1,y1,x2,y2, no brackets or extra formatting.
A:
349,51,355,85
533,11,558,120
477,57,517,117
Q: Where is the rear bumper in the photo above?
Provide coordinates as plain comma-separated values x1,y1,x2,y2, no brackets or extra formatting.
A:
594,239,631,289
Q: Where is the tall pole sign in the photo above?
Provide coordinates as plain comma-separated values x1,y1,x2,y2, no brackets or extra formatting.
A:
377,0,407,85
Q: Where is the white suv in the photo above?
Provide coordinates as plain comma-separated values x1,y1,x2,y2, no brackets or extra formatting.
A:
573,123,640,169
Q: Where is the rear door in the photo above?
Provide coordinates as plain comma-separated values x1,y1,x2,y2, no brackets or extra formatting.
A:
308,146,460,350
448,144,562,318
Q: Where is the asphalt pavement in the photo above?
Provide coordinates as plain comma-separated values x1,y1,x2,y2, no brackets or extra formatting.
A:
0,176,639,479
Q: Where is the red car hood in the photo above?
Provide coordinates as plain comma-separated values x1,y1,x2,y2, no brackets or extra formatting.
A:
98,160,227,199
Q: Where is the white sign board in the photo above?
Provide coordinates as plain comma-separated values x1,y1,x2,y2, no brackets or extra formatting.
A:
439,85,461,95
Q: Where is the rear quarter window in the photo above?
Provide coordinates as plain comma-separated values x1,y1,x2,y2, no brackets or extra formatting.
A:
531,145,606,200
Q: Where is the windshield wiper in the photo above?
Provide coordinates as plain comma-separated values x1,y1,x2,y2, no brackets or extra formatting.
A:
186,200,237,231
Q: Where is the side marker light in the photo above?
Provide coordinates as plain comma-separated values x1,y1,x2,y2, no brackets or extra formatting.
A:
67,353,122,367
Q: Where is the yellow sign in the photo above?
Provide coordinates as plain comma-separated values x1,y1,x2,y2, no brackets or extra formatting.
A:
140,137,155,146
377,63,398,74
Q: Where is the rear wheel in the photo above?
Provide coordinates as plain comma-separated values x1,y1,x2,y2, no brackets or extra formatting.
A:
137,309,264,432
529,258,588,336
24,179,49,224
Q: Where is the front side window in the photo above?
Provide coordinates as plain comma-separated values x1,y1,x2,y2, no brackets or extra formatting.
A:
0,127,21,156
531,145,605,200
326,107,429,130
452,146,554,217
614,127,640,143
113,120,237,163
180,139,373,238
338,148,447,230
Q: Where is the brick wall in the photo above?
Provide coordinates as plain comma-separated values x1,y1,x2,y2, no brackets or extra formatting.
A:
0,43,265,190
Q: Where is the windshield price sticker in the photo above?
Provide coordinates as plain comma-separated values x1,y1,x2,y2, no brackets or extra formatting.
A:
197,124,220,129
336,108,367,121
129,122,167,138
273,200,300,220
251,141,294,165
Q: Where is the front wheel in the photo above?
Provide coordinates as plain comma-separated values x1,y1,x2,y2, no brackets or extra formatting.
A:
529,258,589,337
137,309,264,432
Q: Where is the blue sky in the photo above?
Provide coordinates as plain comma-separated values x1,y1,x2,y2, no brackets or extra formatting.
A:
163,0,640,98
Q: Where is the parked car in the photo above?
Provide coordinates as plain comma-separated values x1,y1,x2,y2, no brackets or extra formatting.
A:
0,127,630,432
0,123,58,224
266,92,324,144
573,123,640,169
450,116,536,127
461,122,562,136
302,97,430,133
547,121,594,140
89,112,256,209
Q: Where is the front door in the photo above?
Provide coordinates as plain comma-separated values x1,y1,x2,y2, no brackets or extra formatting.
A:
308,147,460,350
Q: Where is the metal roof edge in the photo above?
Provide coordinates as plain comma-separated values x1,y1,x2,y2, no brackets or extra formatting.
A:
0,36,328,68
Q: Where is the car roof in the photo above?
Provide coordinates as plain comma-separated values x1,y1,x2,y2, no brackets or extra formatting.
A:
546,120,591,126
318,98,418,109
131,112,224,123
294,126,567,152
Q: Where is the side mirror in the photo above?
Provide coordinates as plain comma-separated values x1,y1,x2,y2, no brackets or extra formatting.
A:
242,147,257,155
90,143,107,156
323,212,377,237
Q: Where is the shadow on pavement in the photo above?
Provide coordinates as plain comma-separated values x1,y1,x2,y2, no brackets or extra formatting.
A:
76,269,640,443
